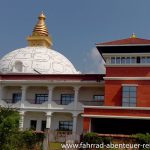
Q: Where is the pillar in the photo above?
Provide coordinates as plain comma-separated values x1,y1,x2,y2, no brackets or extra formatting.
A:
21,85,27,108
46,112,52,129
83,117,91,133
72,115,77,134
19,111,25,131
47,86,54,109
74,86,80,109
0,85,3,101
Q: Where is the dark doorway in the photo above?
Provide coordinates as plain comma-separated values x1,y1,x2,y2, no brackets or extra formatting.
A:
91,118,150,135
30,120,37,130
41,120,46,131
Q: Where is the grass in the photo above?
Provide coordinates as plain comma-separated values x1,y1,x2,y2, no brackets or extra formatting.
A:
49,142,64,150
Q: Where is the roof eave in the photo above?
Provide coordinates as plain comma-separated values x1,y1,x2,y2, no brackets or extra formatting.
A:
96,44,150,47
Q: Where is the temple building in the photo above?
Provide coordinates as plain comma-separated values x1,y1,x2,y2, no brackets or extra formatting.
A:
0,13,150,137
83,34,150,134
0,13,103,136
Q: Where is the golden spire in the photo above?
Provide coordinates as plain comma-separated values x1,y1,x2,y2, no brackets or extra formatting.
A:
130,33,137,38
27,12,53,48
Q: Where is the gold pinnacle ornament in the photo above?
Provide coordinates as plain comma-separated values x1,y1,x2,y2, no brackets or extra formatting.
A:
27,12,53,48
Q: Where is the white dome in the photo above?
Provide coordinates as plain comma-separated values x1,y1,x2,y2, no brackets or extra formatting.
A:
0,47,79,74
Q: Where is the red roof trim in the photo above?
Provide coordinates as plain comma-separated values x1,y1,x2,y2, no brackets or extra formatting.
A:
96,37,150,46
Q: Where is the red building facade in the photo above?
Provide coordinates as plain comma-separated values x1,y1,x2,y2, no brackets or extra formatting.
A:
83,34,150,135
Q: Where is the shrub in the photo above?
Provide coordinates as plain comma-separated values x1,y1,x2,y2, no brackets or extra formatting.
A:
133,133,150,150
83,132,103,144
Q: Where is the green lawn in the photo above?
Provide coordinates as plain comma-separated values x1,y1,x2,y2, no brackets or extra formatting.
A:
49,142,64,150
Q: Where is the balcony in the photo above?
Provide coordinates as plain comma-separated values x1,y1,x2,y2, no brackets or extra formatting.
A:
24,100,48,109
51,100,76,110
79,100,104,106
53,100,74,105
1,99,21,107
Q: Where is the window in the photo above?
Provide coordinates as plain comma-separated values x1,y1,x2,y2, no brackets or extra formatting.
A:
147,57,150,63
121,57,125,64
12,93,22,103
30,120,37,130
111,57,115,64
35,94,48,104
116,57,121,64
141,57,146,63
41,120,46,131
93,95,104,105
126,57,130,64
61,94,74,105
131,57,136,63
59,121,73,131
122,86,137,107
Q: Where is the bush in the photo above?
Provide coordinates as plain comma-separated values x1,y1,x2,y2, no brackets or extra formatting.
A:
133,133,150,150
83,132,103,144
102,136,112,145
22,130,45,150
0,107,45,150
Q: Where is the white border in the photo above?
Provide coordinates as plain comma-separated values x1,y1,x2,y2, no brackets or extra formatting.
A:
82,114,150,120
83,105,150,110
104,77,150,80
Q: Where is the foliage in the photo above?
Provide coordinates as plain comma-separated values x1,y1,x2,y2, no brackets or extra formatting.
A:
132,133,150,150
0,106,20,150
83,132,102,144
83,132,112,145
0,106,45,150
22,130,45,150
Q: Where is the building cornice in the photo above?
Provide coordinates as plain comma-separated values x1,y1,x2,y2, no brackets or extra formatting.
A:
82,114,150,120
83,105,150,110
104,77,150,80
105,64,150,67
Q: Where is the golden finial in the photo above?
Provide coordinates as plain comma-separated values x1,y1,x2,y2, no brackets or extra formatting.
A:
130,33,137,38
38,11,46,20
32,12,48,36
27,12,53,48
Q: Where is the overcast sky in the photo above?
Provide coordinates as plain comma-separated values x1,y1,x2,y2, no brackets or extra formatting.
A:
0,0,150,73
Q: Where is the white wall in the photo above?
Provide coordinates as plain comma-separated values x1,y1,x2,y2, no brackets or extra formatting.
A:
79,87,104,101
53,87,74,100
51,112,72,130
24,112,46,131
26,87,48,103
3,86,21,103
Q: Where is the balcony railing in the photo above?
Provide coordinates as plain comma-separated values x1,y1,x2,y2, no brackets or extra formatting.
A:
2,99,21,104
26,99,48,104
53,100,74,105
79,100,104,106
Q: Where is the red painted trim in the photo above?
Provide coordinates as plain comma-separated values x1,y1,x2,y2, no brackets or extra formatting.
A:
83,117,90,132
106,67,150,77
84,108,150,117
0,74,105,81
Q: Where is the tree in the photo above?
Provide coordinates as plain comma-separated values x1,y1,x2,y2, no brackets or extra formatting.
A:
0,106,45,150
0,106,21,150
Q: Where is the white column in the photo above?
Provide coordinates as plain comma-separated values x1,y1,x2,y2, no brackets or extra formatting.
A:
47,86,54,109
0,85,3,101
72,115,77,134
37,120,41,131
19,111,25,131
21,86,27,108
74,86,80,109
46,112,52,129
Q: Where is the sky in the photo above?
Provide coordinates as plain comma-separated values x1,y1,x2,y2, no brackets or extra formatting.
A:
0,0,150,74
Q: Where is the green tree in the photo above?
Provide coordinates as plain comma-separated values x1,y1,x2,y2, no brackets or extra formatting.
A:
0,106,45,150
0,106,21,150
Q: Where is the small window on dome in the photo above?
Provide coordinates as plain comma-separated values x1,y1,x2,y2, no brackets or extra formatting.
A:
15,61,23,72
